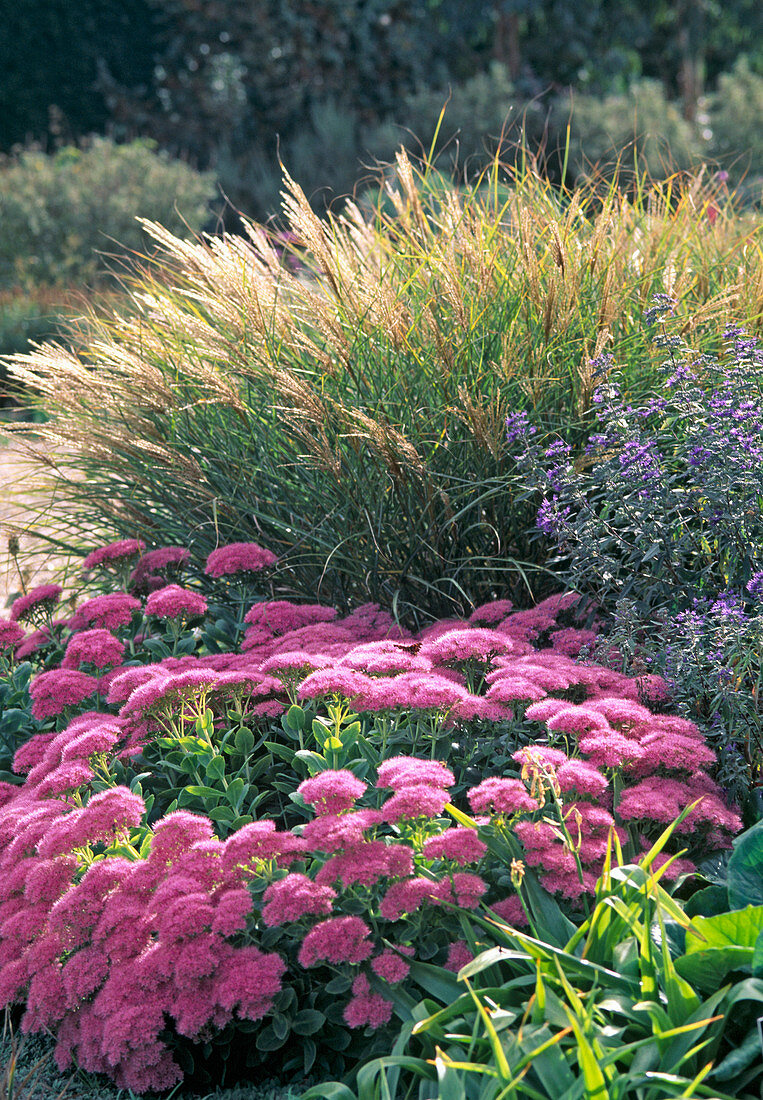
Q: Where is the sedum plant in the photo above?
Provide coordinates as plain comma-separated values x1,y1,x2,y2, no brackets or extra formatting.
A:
5,154,761,625
0,537,744,1092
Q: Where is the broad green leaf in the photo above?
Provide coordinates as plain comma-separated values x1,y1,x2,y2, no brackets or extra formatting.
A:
234,727,255,755
181,784,222,800
711,1024,763,1082
517,1024,576,1093
282,704,306,732
753,928,763,976
684,884,730,919
675,946,753,990
301,1084,358,1100
728,820,763,908
205,754,226,782
291,1008,326,1035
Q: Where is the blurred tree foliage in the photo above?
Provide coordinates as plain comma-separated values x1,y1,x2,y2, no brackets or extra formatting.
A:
0,0,759,218
0,0,158,149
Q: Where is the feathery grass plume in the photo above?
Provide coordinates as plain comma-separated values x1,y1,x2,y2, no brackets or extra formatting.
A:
3,153,761,624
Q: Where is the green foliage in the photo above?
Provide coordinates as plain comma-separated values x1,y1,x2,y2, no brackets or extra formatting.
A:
707,57,763,193
0,660,41,783
0,137,217,289
306,831,763,1100
364,63,542,178
563,79,701,183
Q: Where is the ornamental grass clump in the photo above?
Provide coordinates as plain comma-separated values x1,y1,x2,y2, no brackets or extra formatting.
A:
0,537,744,1091
6,154,761,623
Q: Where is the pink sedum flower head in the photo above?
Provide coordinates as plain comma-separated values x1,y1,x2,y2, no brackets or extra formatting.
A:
62,629,126,670
390,671,470,711
423,827,487,864
513,746,569,769
548,627,598,657
489,894,530,927
302,809,383,852
441,871,487,908
297,667,377,704
485,676,548,703
382,784,450,822
468,599,514,625
338,640,432,676
523,698,568,723
298,915,373,967
444,940,474,972
129,546,191,593
145,584,208,621
223,820,307,871
450,694,514,722
0,619,25,650
546,705,613,736
420,627,514,666
106,664,165,704
467,777,538,816
315,840,413,887
376,757,455,791
297,770,367,815
29,669,100,720
10,584,62,623
205,541,278,578
69,593,141,632
261,873,336,925
556,759,609,799
379,877,443,920
578,731,645,768
343,972,394,1029
371,949,411,983
244,600,337,635
82,539,145,572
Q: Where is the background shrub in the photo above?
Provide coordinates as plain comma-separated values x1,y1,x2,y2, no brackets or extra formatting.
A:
561,79,701,184
706,56,763,196
0,136,217,289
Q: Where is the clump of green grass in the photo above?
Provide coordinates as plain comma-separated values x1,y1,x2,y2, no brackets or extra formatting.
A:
6,151,761,625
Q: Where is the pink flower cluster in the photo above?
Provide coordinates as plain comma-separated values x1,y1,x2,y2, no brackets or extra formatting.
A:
145,584,208,621
0,555,746,1089
10,584,62,624
205,542,278,578
82,540,146,573
62,630,126,671
69,594,141,633
129,546,190,595
0,799,285,1091
0,619,26,651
